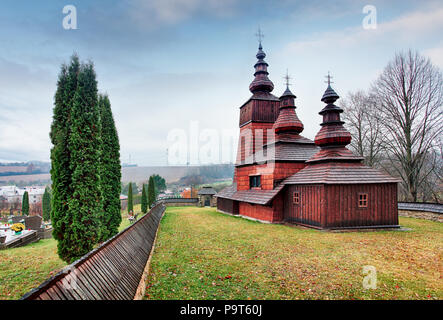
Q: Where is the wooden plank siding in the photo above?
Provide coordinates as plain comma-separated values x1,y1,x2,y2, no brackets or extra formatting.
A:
217,198,239,215
237,193,284,222
284,183,399,229
251,99,280,124
284,184,324,228
21,203,166,300
324,183,398,228
239,99,280,127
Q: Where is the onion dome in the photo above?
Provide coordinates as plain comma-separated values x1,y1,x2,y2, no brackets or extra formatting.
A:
321,83,339,103
249,42,274,93
314,77,351,147
273,80,304,134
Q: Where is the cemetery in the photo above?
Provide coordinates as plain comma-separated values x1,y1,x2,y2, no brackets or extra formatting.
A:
0,215,52,250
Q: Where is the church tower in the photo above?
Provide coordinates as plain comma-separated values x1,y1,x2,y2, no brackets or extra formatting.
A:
283,74,399,229
217,42,400,229
235,31,280,166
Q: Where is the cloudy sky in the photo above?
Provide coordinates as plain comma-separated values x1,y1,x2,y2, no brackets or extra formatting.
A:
0,0,442,165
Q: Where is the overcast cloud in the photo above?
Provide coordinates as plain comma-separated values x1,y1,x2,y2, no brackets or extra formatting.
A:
0,0,441,165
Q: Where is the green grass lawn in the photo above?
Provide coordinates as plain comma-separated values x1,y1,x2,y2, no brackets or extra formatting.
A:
0,239,64,299
1,206,441,300
0,206,143,300
120,204,142,230
145,207,442,300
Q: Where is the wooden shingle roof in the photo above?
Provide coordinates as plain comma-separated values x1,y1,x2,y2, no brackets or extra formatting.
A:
216,183,284,205
306,146,363,163
283,163,400,185
240,137,318,166
21,204,166,300
198,186,216,195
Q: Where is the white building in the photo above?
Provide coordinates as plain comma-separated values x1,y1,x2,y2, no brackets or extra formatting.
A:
23,186,45,204
0,186,21,204
0,186,45,204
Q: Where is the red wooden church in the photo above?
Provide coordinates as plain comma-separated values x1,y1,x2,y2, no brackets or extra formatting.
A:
216,41,400,230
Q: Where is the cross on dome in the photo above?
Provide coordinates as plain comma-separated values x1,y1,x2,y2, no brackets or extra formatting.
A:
284,69,292,88
325,71,334,86
255,27,264,45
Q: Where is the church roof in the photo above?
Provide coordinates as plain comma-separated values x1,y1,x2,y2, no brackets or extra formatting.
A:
239,92,280,110
249,42,275,94
215,183,284,205
281,86,296,98
308,76,354,163
306,146,363,163
321,84,339,103
271,143,319,162
283,162,400,185
238,136,318,167
266,132,314,144
273,106,304,134
284,74,399,185
273,78,303,134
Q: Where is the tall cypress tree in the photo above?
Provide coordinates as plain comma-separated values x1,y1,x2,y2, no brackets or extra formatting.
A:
50,55,80,260
22,191,29,216
98,94,121,241
147,176,157,209
63,62,102,263
42,187,51,221
141,184,148,213
128,182,133,214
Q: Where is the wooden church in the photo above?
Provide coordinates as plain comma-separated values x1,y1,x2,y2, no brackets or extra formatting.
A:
216,40,400,230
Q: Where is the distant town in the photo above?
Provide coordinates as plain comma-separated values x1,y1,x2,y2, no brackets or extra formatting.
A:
0,185,45,215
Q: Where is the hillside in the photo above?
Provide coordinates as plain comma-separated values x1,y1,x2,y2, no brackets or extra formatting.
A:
0,164,234,186
122,164,233,184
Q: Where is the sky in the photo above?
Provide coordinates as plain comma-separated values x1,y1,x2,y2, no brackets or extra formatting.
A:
0,0,442,165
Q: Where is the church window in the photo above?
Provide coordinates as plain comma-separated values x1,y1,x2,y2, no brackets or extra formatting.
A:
249,175,261,188
293,192,300,205
358,193,368,208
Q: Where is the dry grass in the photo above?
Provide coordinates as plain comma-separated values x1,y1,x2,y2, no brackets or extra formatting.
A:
145,207,442,300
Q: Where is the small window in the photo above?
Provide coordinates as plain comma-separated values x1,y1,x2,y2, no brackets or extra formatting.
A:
249,175,261,188
293,192,300,205
358,193,368,208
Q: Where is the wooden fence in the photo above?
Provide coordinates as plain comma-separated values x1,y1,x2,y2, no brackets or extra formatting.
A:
398,202,442,214
155,197,199,207
21,203,166,300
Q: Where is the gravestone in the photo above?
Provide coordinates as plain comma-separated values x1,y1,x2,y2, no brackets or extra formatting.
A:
25,215,43,231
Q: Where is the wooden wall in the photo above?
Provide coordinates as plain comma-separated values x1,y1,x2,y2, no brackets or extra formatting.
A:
236,122,274,164
324,183,398,228
235,162,306,191
283,184,324,228
217,198,239,215
239,99,280,127
284,183,399,229
236,98,280,165
239,202,274,222
238,194,284,223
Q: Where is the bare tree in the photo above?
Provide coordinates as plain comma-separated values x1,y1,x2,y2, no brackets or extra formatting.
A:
371,50,443,202
341,90,384,167
418,137,442,203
